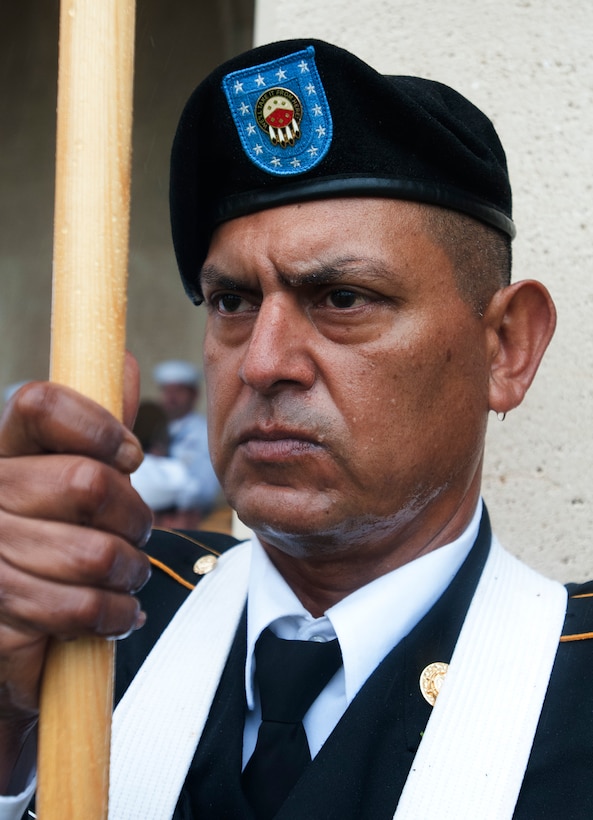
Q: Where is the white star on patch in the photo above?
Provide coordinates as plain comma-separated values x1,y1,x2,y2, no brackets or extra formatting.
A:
247,123,256,136
298,60,309,73
239,102,249,115
316,125,326,137
307,145,319,157
305,83,316,95
255,73,266,87
234,81,244,94
290,158,301,167
312,104,322,116
253,144,263,156
276,68,287,81
271,156,282,167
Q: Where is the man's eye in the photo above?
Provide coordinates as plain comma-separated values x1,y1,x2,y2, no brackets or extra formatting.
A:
326,289,365,309
216,293,248,313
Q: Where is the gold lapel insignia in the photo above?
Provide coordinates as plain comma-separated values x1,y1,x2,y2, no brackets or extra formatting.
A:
419,661,449,706
193,554,218,575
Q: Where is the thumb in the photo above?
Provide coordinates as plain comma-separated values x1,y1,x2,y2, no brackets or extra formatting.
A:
123,351,141,430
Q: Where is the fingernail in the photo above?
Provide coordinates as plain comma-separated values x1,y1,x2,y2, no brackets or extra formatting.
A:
131,560,152,593
138,522,154,549
109,609,147,641
114,431,143,472
134,610,147,631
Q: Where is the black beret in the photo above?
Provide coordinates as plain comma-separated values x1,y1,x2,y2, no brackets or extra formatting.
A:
170,38,515,304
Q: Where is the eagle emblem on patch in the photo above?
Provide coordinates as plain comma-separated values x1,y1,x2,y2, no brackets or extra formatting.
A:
222,46,332,176
256,87,302,147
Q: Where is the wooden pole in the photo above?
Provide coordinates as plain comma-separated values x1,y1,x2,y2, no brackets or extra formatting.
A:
37,1,135,816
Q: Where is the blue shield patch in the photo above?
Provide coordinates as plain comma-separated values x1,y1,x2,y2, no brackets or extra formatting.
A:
222,46,333,177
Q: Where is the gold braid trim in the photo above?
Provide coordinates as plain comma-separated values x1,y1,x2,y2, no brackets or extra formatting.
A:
147,555,195,591
559,631,593,643
559,591,593,641
151,527,223,556
145,528,225,591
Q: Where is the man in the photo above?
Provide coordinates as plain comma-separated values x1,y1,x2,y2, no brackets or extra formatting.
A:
151,359,221,519
0,38,590,819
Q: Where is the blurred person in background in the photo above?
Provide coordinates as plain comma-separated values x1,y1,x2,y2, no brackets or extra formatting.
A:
131,399,206,529
152,359,221,518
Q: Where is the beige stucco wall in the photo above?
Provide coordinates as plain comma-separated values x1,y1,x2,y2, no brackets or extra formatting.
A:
255,0,593,581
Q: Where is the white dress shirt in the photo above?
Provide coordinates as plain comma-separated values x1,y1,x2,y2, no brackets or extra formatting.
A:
243,500,482,765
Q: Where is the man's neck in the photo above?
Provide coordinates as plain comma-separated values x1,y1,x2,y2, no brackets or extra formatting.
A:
256,492,481,617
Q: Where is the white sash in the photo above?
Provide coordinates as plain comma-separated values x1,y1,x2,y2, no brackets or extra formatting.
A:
394,537,567,819
109,536,567,819
108,540,251,820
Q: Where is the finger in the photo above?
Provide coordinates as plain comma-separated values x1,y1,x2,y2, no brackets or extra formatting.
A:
0,382,143,473
0,455,153,546
0,560,146,640
0,513,152,593
0,626,47,719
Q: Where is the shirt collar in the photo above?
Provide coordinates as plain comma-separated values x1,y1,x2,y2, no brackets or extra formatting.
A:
245,500,482,708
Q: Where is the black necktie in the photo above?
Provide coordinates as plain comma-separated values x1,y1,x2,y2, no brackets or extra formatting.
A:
242,627,343,819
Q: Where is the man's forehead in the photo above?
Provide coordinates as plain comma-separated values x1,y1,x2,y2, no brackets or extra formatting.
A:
199,199,448,297
203,196,432,252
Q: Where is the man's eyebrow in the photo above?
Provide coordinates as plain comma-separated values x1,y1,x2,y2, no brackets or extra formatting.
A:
280,257,393,287
199,265,245,291
282,264,349,287
199,258,393,290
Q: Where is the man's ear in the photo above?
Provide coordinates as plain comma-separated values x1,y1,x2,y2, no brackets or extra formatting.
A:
484,279,556,415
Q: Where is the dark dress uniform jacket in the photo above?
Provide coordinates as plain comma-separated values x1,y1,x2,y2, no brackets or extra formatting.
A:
114,513,593,819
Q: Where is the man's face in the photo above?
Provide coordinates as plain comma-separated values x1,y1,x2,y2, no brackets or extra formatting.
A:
158,383,197,421
202,199,493,560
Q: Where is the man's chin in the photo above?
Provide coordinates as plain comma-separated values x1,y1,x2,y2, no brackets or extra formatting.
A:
237,505,320,540
231,490,333,540
231,492,367,559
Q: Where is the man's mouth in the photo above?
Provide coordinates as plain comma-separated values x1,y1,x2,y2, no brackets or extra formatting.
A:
237,427,323,460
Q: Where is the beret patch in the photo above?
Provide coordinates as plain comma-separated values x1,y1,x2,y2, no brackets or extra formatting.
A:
222,46,333,177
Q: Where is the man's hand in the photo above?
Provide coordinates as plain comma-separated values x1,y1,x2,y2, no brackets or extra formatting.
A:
0,376,152,786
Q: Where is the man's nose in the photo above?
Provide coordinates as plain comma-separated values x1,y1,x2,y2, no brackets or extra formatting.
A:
238,296,316,393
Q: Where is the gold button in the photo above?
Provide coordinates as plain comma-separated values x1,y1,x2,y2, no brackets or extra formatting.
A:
419,661,449,706
193,554,218,575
